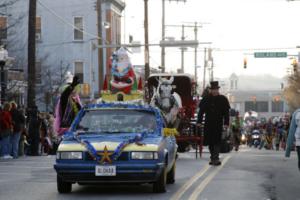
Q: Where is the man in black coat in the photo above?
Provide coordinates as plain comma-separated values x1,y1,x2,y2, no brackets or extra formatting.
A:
197,81,230,166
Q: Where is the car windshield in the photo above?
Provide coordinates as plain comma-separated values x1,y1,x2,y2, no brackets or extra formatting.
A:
76,109,157,133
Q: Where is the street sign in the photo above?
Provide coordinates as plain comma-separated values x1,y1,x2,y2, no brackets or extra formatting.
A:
254,52,287,58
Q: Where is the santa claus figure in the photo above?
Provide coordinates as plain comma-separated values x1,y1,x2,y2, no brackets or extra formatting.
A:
110,48,135,94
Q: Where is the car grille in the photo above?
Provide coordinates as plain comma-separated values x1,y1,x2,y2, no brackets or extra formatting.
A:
85,152,129,161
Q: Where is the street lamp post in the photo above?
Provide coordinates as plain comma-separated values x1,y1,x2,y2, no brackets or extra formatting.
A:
0,46,8,104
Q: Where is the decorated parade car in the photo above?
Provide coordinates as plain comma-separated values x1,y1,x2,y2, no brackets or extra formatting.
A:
54,103,178,193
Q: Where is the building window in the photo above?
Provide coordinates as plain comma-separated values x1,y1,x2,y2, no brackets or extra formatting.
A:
245,101,268,113
256,101,268,112
0,17,7,41
36,61,42,84
245,101,255,112
36,16,41,41
74,61,84,83
272,101,284,112
74,17,83,41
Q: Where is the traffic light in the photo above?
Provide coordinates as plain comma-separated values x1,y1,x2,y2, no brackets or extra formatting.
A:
243,57,247,69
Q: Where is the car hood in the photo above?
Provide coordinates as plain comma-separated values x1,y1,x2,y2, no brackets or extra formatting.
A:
58,134,163,152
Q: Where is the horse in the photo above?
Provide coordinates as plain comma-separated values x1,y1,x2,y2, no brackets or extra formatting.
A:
150,76,182,128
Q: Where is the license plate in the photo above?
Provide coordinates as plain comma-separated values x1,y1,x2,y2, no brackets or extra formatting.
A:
95,165,116,176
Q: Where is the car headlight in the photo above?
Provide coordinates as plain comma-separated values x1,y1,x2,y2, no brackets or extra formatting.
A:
57,152,83,160
131,152,158,160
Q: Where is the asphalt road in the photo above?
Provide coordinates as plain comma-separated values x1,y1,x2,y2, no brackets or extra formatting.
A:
0,146,299,200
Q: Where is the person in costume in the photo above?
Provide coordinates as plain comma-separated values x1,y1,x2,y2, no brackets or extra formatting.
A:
54,75,82,136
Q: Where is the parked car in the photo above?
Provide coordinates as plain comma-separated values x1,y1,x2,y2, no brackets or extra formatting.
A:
54,103,178,193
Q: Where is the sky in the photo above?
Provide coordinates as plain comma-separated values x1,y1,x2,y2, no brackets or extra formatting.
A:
122,0,300,81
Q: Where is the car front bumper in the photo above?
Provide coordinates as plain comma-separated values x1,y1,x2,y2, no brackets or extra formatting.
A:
54,162,165,184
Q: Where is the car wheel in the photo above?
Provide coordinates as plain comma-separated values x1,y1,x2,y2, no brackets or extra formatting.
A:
167,162,176,184
57,175,72,193
153,166,167,193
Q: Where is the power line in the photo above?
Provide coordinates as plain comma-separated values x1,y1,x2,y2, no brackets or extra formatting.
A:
213,46,297,52
150,46,298,53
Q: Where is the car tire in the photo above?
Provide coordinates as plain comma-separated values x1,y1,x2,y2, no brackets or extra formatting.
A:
167,162,176,184
57,175,72,193
153,166,167,193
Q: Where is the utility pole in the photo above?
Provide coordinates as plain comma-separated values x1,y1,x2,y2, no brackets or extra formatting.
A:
0,60,5,103
161,0,186,73
161,0,165,72
210,58,214,82
180,24,185,73
194,22,198,86
144,0,150,79
27,0,37,109
0,47,8,104
202,48,207,91
97,0,103,93
209,58,214,81
208,48,214,82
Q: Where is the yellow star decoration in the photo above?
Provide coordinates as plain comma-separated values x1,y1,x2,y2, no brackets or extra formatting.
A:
98,146,113,164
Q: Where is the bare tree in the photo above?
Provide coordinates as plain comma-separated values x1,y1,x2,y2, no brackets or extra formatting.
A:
283,71,300,112
36,60,71,112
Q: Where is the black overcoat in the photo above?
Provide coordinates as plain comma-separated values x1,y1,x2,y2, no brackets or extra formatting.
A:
197,94,230,146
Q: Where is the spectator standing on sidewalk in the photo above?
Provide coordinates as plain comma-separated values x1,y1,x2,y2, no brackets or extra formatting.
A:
27,106,41,156
285,108,300,171
0,102,13,159
10,102,25,159
231,112,241,151
197,81,230,166
39,112,50,155
277,118,285,149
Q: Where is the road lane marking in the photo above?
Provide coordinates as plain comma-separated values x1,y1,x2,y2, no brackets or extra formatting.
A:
170,164,211,200
188,155,231,200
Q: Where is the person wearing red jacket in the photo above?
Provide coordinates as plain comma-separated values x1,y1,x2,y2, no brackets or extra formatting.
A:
0,102,13,159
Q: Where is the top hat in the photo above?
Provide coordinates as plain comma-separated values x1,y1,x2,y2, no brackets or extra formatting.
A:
209,81,220,89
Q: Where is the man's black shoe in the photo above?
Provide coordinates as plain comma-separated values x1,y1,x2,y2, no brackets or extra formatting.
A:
212,160,222,166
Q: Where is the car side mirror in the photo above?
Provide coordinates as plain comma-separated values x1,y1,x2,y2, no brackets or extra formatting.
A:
163,128,178,137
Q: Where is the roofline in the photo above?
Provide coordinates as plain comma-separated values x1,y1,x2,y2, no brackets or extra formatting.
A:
104,0,126,11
